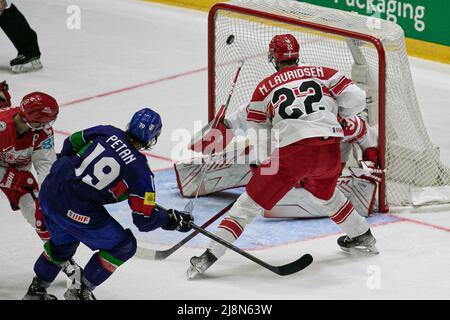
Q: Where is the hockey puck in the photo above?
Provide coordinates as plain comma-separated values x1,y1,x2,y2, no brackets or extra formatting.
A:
226,35,235,45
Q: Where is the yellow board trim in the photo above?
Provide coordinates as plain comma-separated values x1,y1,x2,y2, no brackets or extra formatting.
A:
405,38,450,65
143,0,223,12
143,0,450,64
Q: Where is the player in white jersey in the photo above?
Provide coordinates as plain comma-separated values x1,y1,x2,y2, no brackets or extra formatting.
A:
187,34,379,279
180,105,381,218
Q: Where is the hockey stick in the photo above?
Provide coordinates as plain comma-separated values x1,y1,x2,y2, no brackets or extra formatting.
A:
185,60,245,214
25,188,40,203
135,201,236,260
345,38,378,126
189,222,313,276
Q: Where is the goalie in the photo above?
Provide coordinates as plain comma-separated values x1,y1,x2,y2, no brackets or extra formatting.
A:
186,34,381,278
175,78,381,219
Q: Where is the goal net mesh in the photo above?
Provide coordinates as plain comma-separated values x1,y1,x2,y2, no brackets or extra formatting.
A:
210,0,450,208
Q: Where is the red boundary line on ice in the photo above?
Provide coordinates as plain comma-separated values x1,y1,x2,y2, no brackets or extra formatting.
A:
183,213,450,251
53,129,174,163
386,214,450,233
59,67,207,107
242,213,450,251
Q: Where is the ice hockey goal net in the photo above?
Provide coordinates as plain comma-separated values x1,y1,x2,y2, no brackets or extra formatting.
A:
208,0,450,212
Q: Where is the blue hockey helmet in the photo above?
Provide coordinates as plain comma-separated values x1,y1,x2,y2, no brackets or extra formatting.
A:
127,108,162,149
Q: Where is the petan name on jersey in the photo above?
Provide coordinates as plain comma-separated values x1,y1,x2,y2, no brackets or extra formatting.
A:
258,66,325,96
106,135,137,165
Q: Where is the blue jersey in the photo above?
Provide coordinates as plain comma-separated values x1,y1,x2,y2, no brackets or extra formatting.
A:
42,125,168,231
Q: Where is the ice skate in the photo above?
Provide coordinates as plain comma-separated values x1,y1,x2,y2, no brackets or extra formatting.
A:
64,262,96,300
22,276,57,300
64,285,96,300
62,258,82,282
10,54,43,73
187,249,218,280
337,229,379,254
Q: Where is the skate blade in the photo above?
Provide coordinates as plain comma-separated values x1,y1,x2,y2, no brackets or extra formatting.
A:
11,60,43,73
186,264,202,280
64,289,79,300
340,245,379,255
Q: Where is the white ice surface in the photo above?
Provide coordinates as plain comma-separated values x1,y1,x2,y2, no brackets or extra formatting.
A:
0,0,449,300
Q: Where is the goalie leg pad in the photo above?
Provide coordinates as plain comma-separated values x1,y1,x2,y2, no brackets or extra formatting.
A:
337,176,377,217
175,151,252,197
265,186,333,219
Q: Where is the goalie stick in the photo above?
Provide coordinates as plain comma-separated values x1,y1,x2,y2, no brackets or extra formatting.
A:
135,201,236,260
189,222,313,276
186,60,245,214
345,38,378,126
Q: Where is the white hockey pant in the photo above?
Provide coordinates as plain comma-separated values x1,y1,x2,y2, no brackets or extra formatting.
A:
208,188,370,258
325,188,370,238
18,193,37,230
208,192,263,258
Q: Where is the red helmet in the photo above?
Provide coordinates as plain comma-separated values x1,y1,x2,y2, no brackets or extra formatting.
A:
268,34,300,64
19,92,59,125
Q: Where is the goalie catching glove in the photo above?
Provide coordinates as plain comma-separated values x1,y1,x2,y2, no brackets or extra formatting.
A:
163,209,194,233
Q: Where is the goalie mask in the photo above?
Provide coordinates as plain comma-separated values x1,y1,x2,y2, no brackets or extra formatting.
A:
19,92,59,130
268,34,300,68
127,108,162,150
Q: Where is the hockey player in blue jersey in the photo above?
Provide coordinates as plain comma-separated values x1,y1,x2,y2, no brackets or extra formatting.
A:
22,108,194,300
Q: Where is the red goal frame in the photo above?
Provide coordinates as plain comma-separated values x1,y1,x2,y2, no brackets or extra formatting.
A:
208,3,388,213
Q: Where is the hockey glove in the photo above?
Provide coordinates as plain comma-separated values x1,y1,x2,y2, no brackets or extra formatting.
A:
338,115,367,143
163,209,194,233
0,167,38,193
349,160,384,183
0,81,11,108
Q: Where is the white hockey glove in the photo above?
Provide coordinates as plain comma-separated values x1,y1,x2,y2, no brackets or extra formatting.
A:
349,160,384,183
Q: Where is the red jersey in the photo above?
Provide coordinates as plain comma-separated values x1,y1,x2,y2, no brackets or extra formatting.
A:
0,107,56,186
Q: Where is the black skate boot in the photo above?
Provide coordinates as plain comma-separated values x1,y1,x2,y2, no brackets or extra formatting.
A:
10,54,43,73
187,249,218,280
337,229,379,254
22,276,57,300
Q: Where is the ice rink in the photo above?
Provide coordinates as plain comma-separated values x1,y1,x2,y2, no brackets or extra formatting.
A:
0,0,449,300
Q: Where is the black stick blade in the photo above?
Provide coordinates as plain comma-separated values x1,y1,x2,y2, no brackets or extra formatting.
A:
275,254,313,276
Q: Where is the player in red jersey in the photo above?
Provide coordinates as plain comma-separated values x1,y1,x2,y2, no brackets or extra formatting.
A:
0,82,79,278
0,84,57,241
187,34,379,279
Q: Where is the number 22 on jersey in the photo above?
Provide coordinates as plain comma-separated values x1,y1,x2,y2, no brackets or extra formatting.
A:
272,80,325,119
